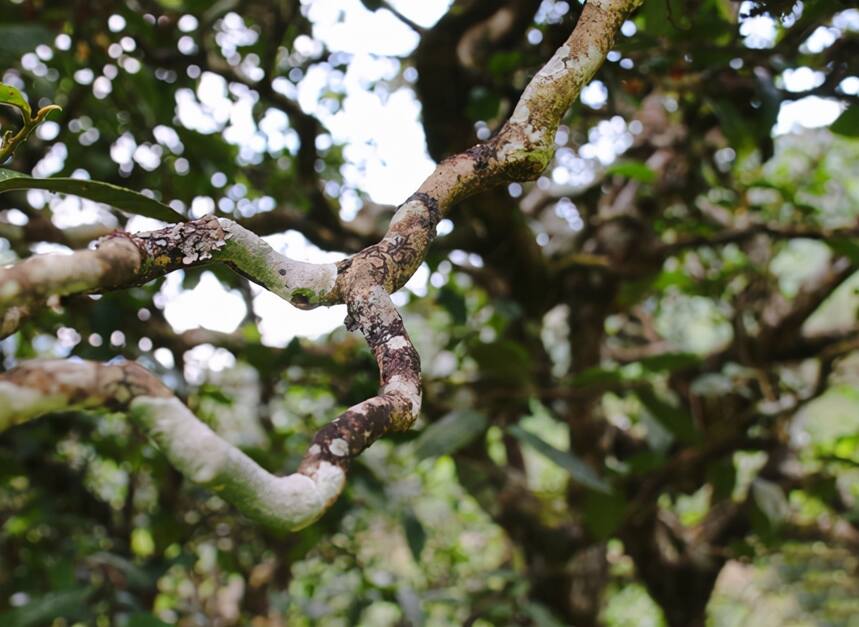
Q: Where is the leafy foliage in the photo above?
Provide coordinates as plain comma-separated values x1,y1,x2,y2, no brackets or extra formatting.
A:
1,0,858,625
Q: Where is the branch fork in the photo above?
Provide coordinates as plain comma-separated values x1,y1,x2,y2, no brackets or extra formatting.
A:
0,0,641,530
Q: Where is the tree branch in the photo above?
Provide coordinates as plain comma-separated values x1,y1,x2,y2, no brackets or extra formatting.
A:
0,215,339,317
0,360,345,530
0,287,420,531
0,0,641,528
659,220,859,255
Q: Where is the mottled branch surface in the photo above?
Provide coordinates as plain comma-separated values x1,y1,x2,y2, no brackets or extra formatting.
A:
0,0,641,531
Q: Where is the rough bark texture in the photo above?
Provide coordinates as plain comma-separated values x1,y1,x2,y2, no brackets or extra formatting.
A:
0,0,642,530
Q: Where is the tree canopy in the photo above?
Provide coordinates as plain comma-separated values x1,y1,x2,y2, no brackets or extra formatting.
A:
1,0,859,625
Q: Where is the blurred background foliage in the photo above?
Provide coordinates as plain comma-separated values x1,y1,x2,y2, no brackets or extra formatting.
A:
1,0,859,625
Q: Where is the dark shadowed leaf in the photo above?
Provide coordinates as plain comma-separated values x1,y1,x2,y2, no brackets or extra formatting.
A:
401,509,427,563
830,105,859,137
437,284,467,325
707,458,737,501
523,602,569,627
127,613,173,627
708,98,757,157
88,552,155,590
583,491,627,540
508,425,612,493
0,588,93,627
470,339,532,384
625,450,667,475
413,410,487,459
570,366,625,387
466,86,502,122
0,24,53,66
0,168,184,222
637,388,699,444
828,237,859,263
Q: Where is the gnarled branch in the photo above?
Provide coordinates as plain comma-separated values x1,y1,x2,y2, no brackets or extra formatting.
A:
0,0,641,529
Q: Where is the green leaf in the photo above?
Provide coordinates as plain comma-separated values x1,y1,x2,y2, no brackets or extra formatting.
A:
508,425,612,493
470,339,532,384
437,284,467,325
636,388,699,444
0,25,53,66
636,352,701,372
466,86,501,122
751,477,788,526
708,98,757,158
89,552,155,590
828,237,859,263
0,588,93,627
707,458,737,501
523,602,569,627
570,366,625,387
0,82,31,120
583,490,627,540
830,105,859,137
197,383,234,405
413,410,487,459
401,509,426,563
0,168,184,222
605,160,656,183
34,104,62,122
488,51,524,78
127,613,173,627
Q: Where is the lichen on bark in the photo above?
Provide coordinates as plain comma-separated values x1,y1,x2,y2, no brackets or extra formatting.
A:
0,0,642,529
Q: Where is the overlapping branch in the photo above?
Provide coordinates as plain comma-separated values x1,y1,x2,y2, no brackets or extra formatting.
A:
0,0,641,530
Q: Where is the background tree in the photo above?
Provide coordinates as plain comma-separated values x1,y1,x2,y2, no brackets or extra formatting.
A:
1,0,859,625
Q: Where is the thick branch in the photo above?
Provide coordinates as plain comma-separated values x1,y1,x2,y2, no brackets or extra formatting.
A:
0,0,640,530
0,215,338,319
0,360,344,530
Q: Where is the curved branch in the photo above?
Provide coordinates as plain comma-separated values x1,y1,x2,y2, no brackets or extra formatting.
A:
0,0,640,529
300,286,422,476
0,289,421,530
0,360,344,530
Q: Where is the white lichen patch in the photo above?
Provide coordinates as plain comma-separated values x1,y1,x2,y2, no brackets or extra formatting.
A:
0,280,19,302
540,43,571,81
47,361,100,393
328,437,349,457
266,462,345,530
269,473,324,529
363,285,401,326
312,461,346,506
0,382,66,429
388,199,429,230
383,375,422,417
510,103,530,125
132,396,228,484
386,336,410,350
